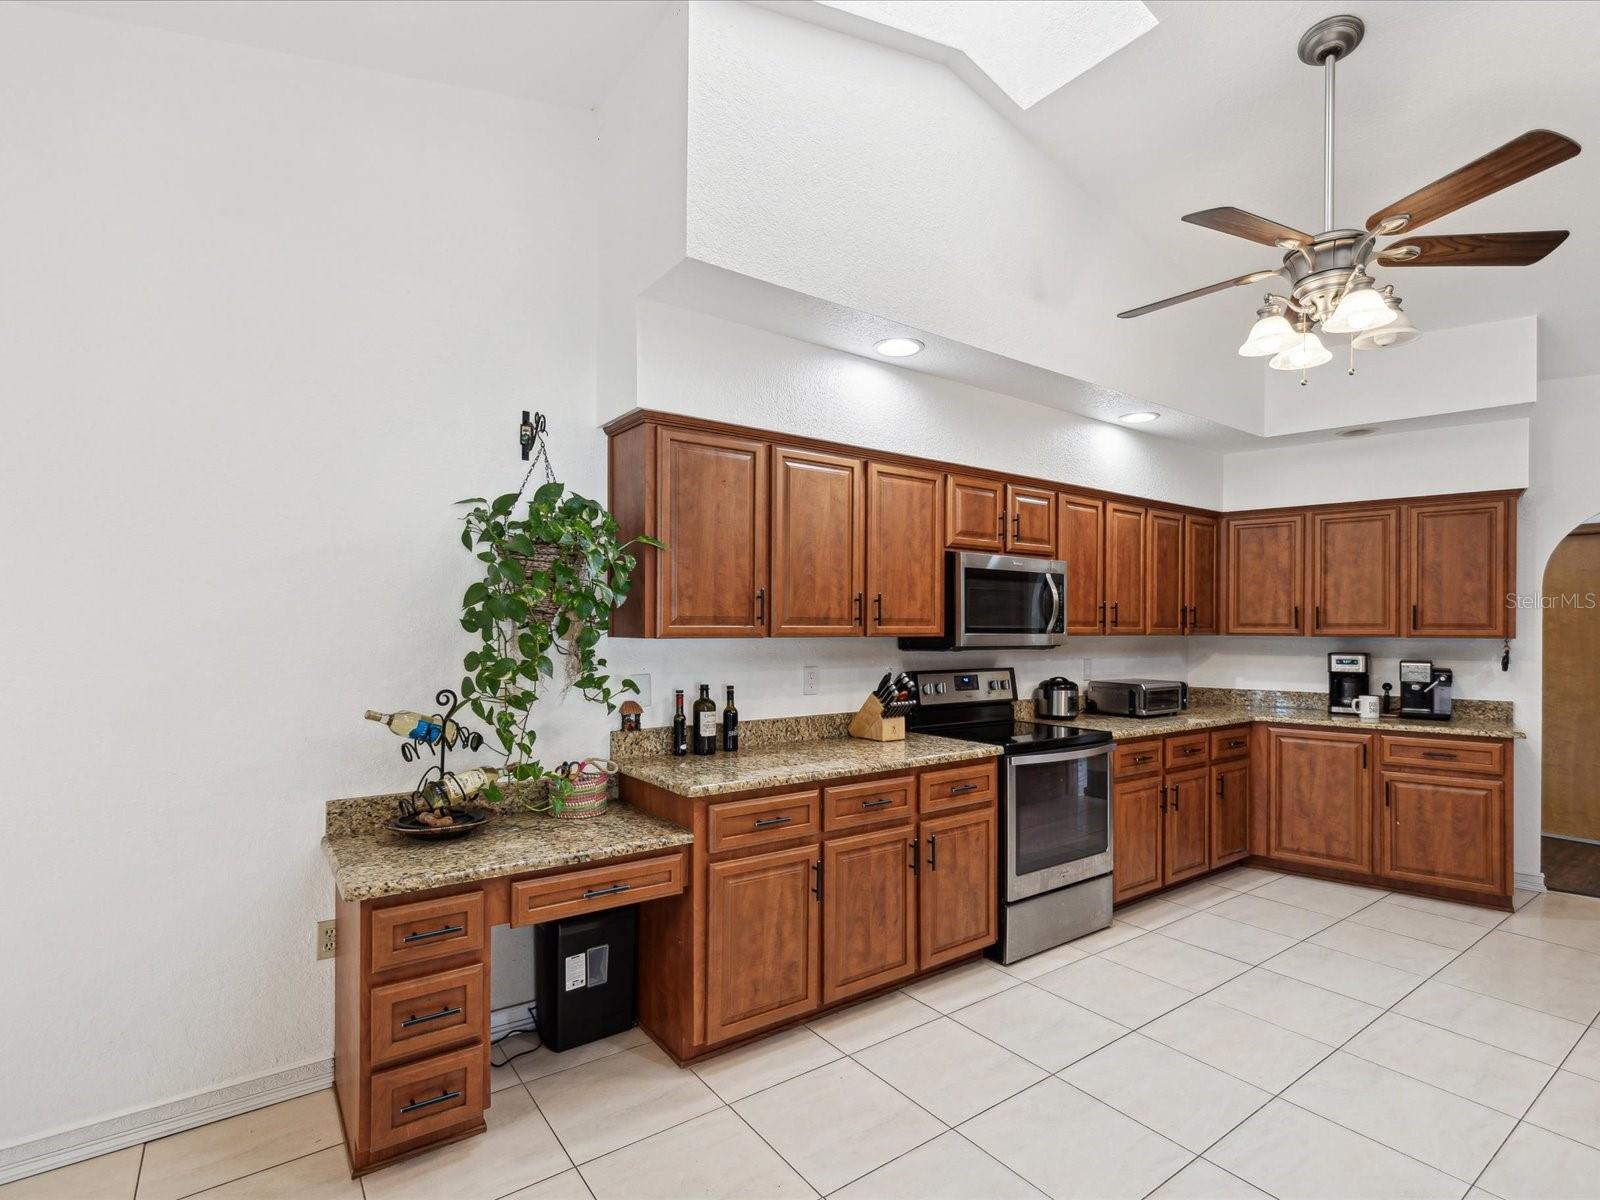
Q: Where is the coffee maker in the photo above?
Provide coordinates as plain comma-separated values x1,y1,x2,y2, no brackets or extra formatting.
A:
1328,652,1371,715
1399,660,1453,721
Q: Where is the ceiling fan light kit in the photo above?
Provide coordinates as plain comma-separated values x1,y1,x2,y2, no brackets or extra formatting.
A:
1118,14,1579,382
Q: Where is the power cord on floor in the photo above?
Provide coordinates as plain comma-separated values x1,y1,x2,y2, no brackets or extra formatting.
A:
489,1004,542,1068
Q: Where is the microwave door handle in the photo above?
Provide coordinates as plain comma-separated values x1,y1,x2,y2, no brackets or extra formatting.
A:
1043,571,1061,634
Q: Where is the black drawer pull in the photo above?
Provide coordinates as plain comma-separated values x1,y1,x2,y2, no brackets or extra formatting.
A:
1181,747,1201,755
861,797,894,810
1226,739,1245,749
582,883,632,899
401,1006,462,1029
400,1089,462,1116
754,815,793,829
403,923,464,944
1130,754,1154,764
1421,751,1458,761
947,783,979,795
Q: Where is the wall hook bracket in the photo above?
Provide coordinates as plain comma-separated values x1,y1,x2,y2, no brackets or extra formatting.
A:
519,410,543,461
1501,639,1511,672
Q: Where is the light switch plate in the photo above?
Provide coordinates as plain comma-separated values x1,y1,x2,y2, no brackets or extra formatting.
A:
803,666,820,695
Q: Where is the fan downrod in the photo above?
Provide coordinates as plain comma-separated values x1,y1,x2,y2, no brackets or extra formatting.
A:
1297,14,1364,65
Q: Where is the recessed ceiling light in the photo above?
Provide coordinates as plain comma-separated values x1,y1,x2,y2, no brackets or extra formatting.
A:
1119,411,1160,424
1336,427,1376,438
874,337,924,358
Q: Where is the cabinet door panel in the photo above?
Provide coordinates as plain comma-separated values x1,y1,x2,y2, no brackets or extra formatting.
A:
1145,509,1185,635
1059,494,1105,634
1405,499,1510,637
706,845,821,1043
867,463,944,636
1163,768,1210,883
1104,502,1147,634
946,475,1005,551
1224,514,1304,635
919,806,997,969
1210,760,1250,868
1310,507,1399,636
1379,772,1505,895
1112,776,1163,903
771,447,865,637
657,428,768,637
1184,514,1219,635
1267,728,1372,872
823,827,918,1003
1006,485,1057,556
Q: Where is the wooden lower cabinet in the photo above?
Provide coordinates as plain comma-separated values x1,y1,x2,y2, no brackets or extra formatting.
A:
1113,735,1232,903
1267,727,1372,873
1163,768,1210,883
705,844,822,1044
822,826,918,1003
919,806,998,970
1378,770,1507,896
1112,776,1164,903
1210,758,1251,867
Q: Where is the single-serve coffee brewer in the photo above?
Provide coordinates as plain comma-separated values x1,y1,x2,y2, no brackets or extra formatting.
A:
1328,652,1370,715
1399,660,1453,721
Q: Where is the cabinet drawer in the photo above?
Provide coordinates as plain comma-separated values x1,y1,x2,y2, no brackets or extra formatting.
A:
369,892,486,974
823,775,915,831
1115,740,1163,778
1165,734,1209,769
1210,727,1251,761
707,791,821,853
1380,736,1505,777
369,963,486,1068
510,852,685,927
919,761,997,814
367,1044,486,1153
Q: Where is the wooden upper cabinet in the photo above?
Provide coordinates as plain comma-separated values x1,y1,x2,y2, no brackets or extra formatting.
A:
1267,727,1372,873
705,844,821,1044
770,447,865,637
1184,514,1219,635
1006,485,1057,556
1104,502,1147,634
918,805,997,969
867,463,944,636
1059,493,1105,634
1112,776,1162,902
822,826,918,1004
946,475,1005,551
1377,770,1506,896
657,428,768,637
1405,497,1511,637
1310,507,1399,637
1163,768,1210,884
1223,513,1305,635
1144,509,1185,635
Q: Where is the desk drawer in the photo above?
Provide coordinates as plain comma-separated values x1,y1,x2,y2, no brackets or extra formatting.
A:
368,1044,486,1153
369,892,486,974
1114,740,1162,779
823,775,915,831
1165,733,1209,769
707,791,821,854
369,963,486,1069
510,852,685,927
1380,735,1505,777
919,761,997,814
1210,727,1251,761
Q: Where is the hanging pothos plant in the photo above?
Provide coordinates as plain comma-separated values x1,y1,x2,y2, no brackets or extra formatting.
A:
456,480,659,808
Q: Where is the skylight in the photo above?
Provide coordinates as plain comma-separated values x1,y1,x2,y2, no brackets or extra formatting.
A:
818,0,1157,109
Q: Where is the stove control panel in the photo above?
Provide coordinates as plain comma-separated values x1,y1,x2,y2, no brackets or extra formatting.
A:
910,668,1016,707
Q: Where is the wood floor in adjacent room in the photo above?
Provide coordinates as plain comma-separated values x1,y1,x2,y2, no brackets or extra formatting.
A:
1544,836,1600,900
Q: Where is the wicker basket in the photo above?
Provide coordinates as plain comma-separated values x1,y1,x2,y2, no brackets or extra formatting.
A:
506,543,566,630
553,758,615,819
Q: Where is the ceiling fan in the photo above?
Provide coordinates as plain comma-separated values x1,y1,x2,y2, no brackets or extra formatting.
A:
1117,14,1580,379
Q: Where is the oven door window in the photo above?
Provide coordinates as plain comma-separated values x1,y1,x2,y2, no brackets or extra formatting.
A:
963,566,1061,635
1008,752,1110,898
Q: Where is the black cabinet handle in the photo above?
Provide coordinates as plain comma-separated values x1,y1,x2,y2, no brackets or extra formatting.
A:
1130,754,1153,764
854,593,863,625
582,883,631,899
1216,775,1224,799
927,835,938,870
756,588,766,624
811,859,822,900
401,1006,462,1029
909,838,919,875
754,814,792,828
1315,604,1321,629
1362,743,1369,769
948,783,979,795
1421,751,1458,761
874,593,884,626
998,512,1006,539
1111,601,1119,627
1159,786,1168,813
1013,513,1021,539
1182,747,1200,756
400,1090,461,1116
1180,605,1188,631
1098,600,1107,629
403,924,464,944
861,797,893,810
1412,603,1419,630
1293,604,1301,628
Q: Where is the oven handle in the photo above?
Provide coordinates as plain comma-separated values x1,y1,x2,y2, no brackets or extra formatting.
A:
1004,744,1116,766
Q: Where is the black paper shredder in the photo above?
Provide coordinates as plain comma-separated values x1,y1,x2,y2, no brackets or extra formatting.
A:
532,905,637,1052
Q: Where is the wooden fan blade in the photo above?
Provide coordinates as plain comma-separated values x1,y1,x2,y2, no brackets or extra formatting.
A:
1379,230,1570,267
1368,130,1580,234
1182,207,1313,247
1117,269,1282,319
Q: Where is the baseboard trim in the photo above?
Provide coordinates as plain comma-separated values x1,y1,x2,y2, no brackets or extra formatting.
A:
490,1001,538,1040
0,1059,333,1187
1515,871,1547,893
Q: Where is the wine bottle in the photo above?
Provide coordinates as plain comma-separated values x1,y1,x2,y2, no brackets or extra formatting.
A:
722,685,739,752
692,683,717,755
426,767,501,805
671,690,688,756
366,709,459,744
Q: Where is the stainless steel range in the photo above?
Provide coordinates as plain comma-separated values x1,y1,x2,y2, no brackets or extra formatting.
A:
908,667,1115,963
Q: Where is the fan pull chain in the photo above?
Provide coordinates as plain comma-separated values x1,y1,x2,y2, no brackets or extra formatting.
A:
1348,337,1356,376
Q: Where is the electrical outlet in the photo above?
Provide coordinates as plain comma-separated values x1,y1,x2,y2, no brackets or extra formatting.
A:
317,920,337,960
803,665,820,695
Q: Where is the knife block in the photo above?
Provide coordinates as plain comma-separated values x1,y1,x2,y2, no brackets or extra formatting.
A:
849,694,905,742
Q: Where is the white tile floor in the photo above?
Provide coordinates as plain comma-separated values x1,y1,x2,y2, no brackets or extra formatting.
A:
8,876,1599,1200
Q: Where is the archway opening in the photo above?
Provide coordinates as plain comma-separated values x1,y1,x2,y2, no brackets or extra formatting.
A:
1542,513,1600,897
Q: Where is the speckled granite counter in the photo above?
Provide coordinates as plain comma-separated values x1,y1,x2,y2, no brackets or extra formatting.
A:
323,806,694,902
1027,702,1524,741
617,732,999,798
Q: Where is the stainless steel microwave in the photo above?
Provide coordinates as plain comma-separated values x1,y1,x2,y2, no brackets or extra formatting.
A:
899,551,1066,651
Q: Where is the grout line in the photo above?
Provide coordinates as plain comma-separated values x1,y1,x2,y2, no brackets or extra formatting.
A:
130,1142,145,1200
722,1104,823,1198
167,1145,337,1200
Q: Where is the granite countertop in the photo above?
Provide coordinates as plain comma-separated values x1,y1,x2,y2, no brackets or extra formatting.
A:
1032,702,1525,741
323,805,695,902
617,732,1000,798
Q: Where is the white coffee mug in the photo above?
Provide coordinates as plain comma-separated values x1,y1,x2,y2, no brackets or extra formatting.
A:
1355,695,1380,721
